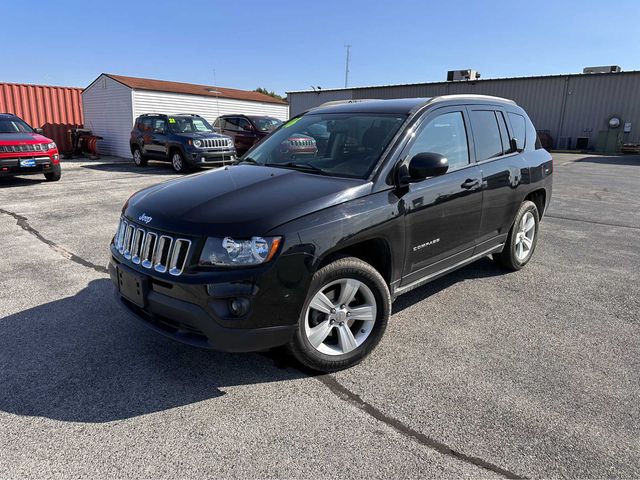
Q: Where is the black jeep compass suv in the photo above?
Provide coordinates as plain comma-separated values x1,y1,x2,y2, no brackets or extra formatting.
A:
130,113,235,173
111,96,552,372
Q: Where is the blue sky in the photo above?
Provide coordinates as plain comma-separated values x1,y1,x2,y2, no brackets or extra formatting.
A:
3,0,640,95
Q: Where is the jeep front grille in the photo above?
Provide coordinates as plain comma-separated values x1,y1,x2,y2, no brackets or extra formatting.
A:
0,143,48,153
114,218,192,276
202,138,230,149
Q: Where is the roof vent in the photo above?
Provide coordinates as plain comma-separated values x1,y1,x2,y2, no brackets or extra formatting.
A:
447,69,481,82
583,65,621,74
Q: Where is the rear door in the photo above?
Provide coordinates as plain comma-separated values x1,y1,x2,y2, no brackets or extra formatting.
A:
149,117,169,159
468,107,528,251
400,106,483,287
140,117,154,155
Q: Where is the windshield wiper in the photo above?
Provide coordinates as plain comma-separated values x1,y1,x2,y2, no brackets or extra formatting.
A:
275,162,327,175
235,157,258,165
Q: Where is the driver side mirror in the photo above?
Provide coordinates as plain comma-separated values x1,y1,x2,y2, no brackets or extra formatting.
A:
34,128,44,134
398,152,449,185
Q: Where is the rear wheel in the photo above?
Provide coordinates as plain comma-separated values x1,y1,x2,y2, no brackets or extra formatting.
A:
44,170,61,182
493,200,539,270
171,150,190,173
132,147,148,167
287,256,391,372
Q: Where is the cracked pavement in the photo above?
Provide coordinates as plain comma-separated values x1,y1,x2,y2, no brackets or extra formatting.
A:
0,154,639,478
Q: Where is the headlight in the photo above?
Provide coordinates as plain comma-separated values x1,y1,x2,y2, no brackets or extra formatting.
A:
45,142,56,151
199,236,281,267
227,138,234,147
193,139,203,148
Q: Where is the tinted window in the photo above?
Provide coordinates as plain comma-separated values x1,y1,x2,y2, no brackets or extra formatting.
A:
408,111,469,172
152,118,166,133
141,118,153,131
508,113,526,150
246,113,406,179
237,117,252,131
496,111,512,154
470,110,503,161
250,117,283,132
0,117,33,133
224,117,240,130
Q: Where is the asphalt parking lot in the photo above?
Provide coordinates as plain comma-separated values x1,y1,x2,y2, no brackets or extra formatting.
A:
1,153,639,478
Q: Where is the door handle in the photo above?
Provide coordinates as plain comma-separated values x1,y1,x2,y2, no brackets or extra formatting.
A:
461,178,480,190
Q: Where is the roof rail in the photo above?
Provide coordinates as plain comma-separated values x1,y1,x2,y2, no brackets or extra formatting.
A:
139,113,165,117
319,99,378,107
173,113,201,117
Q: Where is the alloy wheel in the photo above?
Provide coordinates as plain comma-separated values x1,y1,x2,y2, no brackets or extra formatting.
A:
515,211,535,261
304,278,377,356
133,149,142,165
172,153,183,171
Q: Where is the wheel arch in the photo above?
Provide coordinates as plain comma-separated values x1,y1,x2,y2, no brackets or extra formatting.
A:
524,188,547,218
315,238,393,287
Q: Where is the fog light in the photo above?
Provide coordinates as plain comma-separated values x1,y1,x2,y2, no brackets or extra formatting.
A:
228,297,250,317
201,156,206,162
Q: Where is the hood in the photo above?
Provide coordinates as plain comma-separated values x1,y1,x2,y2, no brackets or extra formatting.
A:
125,165,370,237
0,132,52,145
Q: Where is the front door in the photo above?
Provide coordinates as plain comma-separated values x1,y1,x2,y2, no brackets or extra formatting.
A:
400,107,483,287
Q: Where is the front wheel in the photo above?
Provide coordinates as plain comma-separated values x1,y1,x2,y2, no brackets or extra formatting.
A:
493,200,539,270
287,256,391,372
171,150,190,173
44,170,61,182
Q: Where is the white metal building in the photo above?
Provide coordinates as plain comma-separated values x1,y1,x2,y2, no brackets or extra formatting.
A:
83,73,289,158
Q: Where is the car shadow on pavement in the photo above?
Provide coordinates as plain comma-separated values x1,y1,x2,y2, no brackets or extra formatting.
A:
392,257,506,314
81,162,179,175
0,278,305,424
0,176,47,187
576,155,640,166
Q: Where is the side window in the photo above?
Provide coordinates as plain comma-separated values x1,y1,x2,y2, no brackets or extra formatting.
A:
496,111,512,154
407,111,469,172
225,117,240,131
141,118,153,132
469,110,503,161
153,118,166,134
237,117,252,131
508,112,527,151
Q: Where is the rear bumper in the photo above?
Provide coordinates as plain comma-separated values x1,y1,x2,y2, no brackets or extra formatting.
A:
0,155,60,177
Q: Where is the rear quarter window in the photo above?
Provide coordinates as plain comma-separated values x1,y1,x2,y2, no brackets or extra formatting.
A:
508,113,527,151
469,110,503,161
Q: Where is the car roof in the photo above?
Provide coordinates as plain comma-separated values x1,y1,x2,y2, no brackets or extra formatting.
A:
307,95,518,115
0,113,18,118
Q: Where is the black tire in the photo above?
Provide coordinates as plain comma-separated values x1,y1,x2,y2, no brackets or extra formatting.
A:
132,147,148,167
44,171,61,182
287,256,391,372
493,200,539,271
170,150,190,173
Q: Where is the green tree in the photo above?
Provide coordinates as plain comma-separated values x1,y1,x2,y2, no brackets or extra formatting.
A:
255,87,286,102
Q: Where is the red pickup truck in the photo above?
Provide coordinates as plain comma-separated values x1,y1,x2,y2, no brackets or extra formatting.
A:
0,113,61,182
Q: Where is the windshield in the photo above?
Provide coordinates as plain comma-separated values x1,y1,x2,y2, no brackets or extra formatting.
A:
0,118,34,134
250,116,283,132
244,113,406,179
168,116,214,133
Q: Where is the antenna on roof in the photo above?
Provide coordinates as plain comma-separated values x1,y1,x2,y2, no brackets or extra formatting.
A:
344,44,352,88
212,68,221,121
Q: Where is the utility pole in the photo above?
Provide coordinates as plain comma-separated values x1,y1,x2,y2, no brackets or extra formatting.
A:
344,44,351,88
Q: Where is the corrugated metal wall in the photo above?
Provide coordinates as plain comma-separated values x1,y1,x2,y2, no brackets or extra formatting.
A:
288,72,640,149
0,82,83,153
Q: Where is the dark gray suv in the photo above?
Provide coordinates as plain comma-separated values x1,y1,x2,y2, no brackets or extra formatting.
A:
130,114,236,173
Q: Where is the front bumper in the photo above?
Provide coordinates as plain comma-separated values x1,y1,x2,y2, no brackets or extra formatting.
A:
187,148,236,167
108,247,310,352
0,154,60,177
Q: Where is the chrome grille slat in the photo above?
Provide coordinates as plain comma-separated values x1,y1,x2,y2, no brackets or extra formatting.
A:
153,235,173,273
141,232,157,268
113,218,192,276
168,239,192,276
203,138,229,149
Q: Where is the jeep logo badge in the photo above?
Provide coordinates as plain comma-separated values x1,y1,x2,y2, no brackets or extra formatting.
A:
138,213,152,224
